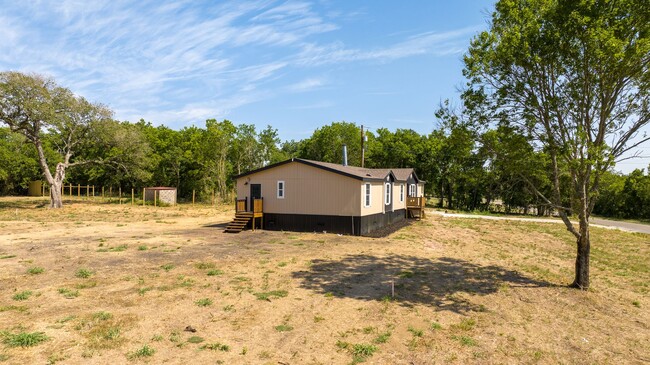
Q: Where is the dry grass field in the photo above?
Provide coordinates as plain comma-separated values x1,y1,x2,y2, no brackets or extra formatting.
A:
0,197,648,364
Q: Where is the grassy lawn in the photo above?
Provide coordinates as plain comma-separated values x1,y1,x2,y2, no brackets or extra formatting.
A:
0,197,648,364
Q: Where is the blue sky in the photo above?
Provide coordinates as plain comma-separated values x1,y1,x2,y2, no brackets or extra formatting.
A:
1,0,647,172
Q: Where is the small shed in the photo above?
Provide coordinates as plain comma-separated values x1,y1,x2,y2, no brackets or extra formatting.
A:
28,181,43,196
144,187,177,206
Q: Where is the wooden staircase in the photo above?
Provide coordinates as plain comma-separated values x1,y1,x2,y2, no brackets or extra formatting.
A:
224,211,253,233
224,198,263,233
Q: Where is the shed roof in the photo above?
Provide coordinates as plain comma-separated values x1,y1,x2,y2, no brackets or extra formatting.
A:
234,158,422,183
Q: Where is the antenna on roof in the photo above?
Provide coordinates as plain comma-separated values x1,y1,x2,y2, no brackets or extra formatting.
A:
342,144,348,166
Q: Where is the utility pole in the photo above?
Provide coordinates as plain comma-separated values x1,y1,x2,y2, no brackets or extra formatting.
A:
361,125,365,167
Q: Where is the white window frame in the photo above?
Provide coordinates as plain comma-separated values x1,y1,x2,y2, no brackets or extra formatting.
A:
364,183,371,207
385,183,391,205
277,180,285,199
409,184,416,197
400,184,404,202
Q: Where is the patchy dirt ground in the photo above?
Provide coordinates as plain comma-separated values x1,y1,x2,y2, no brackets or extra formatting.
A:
0,197,648,364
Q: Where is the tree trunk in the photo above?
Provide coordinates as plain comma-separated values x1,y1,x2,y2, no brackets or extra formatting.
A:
571,218,590,290
50,181,63,208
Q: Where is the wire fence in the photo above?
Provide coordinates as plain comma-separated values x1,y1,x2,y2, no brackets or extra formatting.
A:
40,183,226,207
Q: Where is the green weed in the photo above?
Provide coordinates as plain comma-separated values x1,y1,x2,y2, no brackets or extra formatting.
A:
452,335,477,346
27,267,44,275
201,342,230,351
408,326,423,337
92,312,113,321
254,290,288,301
207,269,224,276
151,334,163,342
373,332,391,344
12,291,33,301
195,298,213,307
454,318,476,331
195,262,216,270
75,268,93,278
274,324,293,332
127,344,155,359
160,263,175,271
57,288,79,299
1,331,48,347
187,336,204,344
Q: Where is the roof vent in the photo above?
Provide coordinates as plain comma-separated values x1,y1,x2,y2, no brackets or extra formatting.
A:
342,144,348,166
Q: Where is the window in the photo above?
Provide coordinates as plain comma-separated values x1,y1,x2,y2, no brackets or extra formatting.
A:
385,183,391,205
409,184,416,197
400,184,404,202
277,181,285,199
364,183,371,207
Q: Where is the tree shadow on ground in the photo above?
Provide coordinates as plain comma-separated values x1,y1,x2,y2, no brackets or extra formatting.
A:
204,222,229,228
292,255,552,313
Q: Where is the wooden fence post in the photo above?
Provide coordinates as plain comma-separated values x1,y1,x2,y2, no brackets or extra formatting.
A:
102,186,105,201
131,188,134,205
92,186,95,198
154,190,157,207
119,187,122,205
192,190,195,206
143,188,146,207
109,187,112,203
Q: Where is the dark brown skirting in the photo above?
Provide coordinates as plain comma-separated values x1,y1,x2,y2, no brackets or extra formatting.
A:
262,209,406,236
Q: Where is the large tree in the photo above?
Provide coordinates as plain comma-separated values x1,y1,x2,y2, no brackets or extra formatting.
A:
0,71,138,208
463,0,649,289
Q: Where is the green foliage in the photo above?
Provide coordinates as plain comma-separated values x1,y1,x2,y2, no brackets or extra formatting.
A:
298,121,362,165
594,169,650,220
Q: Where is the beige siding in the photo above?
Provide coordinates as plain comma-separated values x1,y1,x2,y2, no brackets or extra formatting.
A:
236,162,361,216
418,183,425,197
394,183,405,210
361,181,384,215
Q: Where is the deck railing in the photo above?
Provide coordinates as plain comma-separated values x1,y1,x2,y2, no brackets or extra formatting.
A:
236,199,247,212
406,196,425,208
253,198,263,213
235,197,263,213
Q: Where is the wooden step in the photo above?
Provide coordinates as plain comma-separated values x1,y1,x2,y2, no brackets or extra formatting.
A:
224,213,253,233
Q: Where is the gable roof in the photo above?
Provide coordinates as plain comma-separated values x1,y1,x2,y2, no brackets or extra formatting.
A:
391,168,423,183
234,158,421,183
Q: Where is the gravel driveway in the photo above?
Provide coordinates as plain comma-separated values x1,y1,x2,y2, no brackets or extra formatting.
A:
431,210,650,234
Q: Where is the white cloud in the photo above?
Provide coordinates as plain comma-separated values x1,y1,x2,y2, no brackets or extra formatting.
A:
294,25,482,66
287,77,326,92
0,1,481,127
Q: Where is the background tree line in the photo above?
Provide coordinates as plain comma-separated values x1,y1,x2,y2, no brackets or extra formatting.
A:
2,114,648,219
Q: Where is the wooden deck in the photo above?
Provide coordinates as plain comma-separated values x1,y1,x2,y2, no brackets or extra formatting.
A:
406,196,426,219
224,198,263,233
